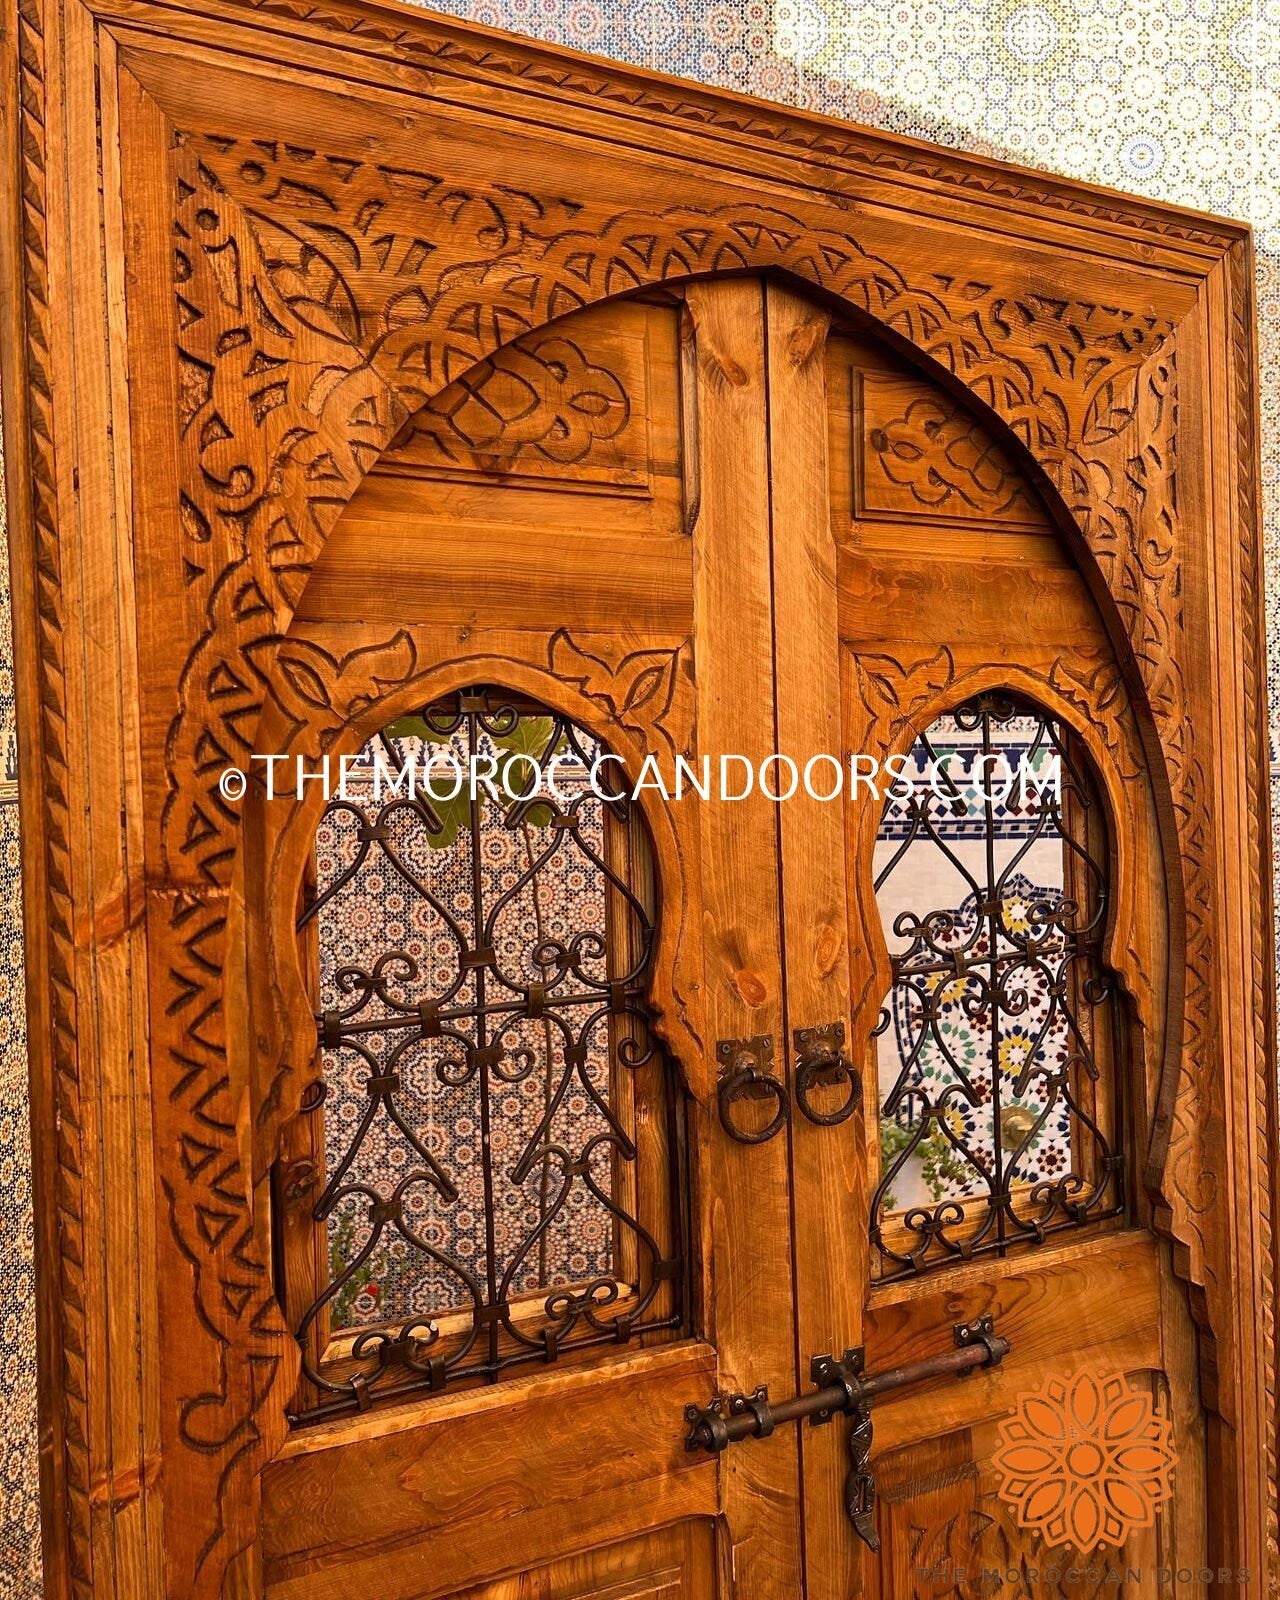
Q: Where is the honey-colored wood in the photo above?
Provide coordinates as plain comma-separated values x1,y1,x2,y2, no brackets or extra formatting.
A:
261,1346,720,1598
443,1522,717,1600
1,1,1273,1596
682,277,804,1593
764,281,864,1600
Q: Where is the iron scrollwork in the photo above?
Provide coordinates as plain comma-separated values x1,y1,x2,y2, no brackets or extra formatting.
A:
278,687,685,1420
871,692,1126,1278
716,1034,789,1145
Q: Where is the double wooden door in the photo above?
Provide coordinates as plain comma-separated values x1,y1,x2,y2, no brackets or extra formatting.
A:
254,273,1198,1598
8,4,1275,1591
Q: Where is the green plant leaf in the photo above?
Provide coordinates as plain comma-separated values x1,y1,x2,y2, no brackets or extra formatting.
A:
374,713,570,847
491,715,561,761
878,1113,972,1208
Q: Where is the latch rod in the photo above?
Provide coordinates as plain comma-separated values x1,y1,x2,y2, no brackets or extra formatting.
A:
683,1316,1008,1552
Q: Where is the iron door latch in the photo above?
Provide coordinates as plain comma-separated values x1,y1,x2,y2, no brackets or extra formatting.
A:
684,1316,1009,1552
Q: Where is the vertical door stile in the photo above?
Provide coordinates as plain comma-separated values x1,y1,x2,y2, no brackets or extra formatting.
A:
764,282,866,1599
684,279,805,1592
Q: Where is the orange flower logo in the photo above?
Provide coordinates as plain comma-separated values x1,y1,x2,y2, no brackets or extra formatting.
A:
992,1366,1176,1552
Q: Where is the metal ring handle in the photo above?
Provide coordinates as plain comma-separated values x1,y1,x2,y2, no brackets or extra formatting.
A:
717,1061,790,1145
793,1023,861,1127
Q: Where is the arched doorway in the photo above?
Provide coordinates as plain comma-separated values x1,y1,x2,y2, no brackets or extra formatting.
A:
243,276,1190,1595
8,13,1270,1594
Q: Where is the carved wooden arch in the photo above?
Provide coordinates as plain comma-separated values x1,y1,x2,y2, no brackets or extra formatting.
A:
167,146,1186,896
3,3,1272,1595
225,284,1191,1595
176,233,1191,1580
92,171,1238,1592
248,293,1174,1118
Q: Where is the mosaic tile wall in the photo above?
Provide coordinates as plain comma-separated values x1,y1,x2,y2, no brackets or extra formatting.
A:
0,0,1276,1592
310,722,620,1334
0,430,38,1597
872,708,1108,1242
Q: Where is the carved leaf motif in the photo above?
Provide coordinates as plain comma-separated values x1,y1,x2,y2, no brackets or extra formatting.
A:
547,629,688,761
1046,659,1142,781
243,210,363,345
851,645,958,754
620,663,668,716
1081,366,1142,445
245,631,420,751
276,652,331,712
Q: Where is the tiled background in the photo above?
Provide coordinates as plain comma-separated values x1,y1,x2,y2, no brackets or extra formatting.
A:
0,0,1276,1592
0,434,38,1596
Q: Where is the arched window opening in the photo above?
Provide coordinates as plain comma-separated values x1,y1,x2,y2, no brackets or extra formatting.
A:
871,692,1127,1280
275,687,687,1420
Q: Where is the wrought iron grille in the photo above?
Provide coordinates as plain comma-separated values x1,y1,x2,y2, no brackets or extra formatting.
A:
277,688,685,1420
871,692,1126,1278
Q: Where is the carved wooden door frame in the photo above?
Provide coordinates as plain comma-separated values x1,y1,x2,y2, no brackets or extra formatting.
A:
0,0,1274,1593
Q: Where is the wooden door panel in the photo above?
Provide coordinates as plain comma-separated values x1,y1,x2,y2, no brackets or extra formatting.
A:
293,518,694,633
862,1235,1194,1581
837,541,1100,654
375,298,682,506
827,330,1117,662
825,338,1051,533
869,1416,1167,1600
447,1521,717,1600
247,279,806,1595
811,311,1207,1583
865,1234,1163,1391
296,297,689,630
261,1348,718,1599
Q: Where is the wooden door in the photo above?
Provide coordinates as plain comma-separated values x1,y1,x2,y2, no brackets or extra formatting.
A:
250,279,808,1597
687,279,1199,1596
250,273,1201,1596
5,9,1273,1596
806,301,1201,1594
